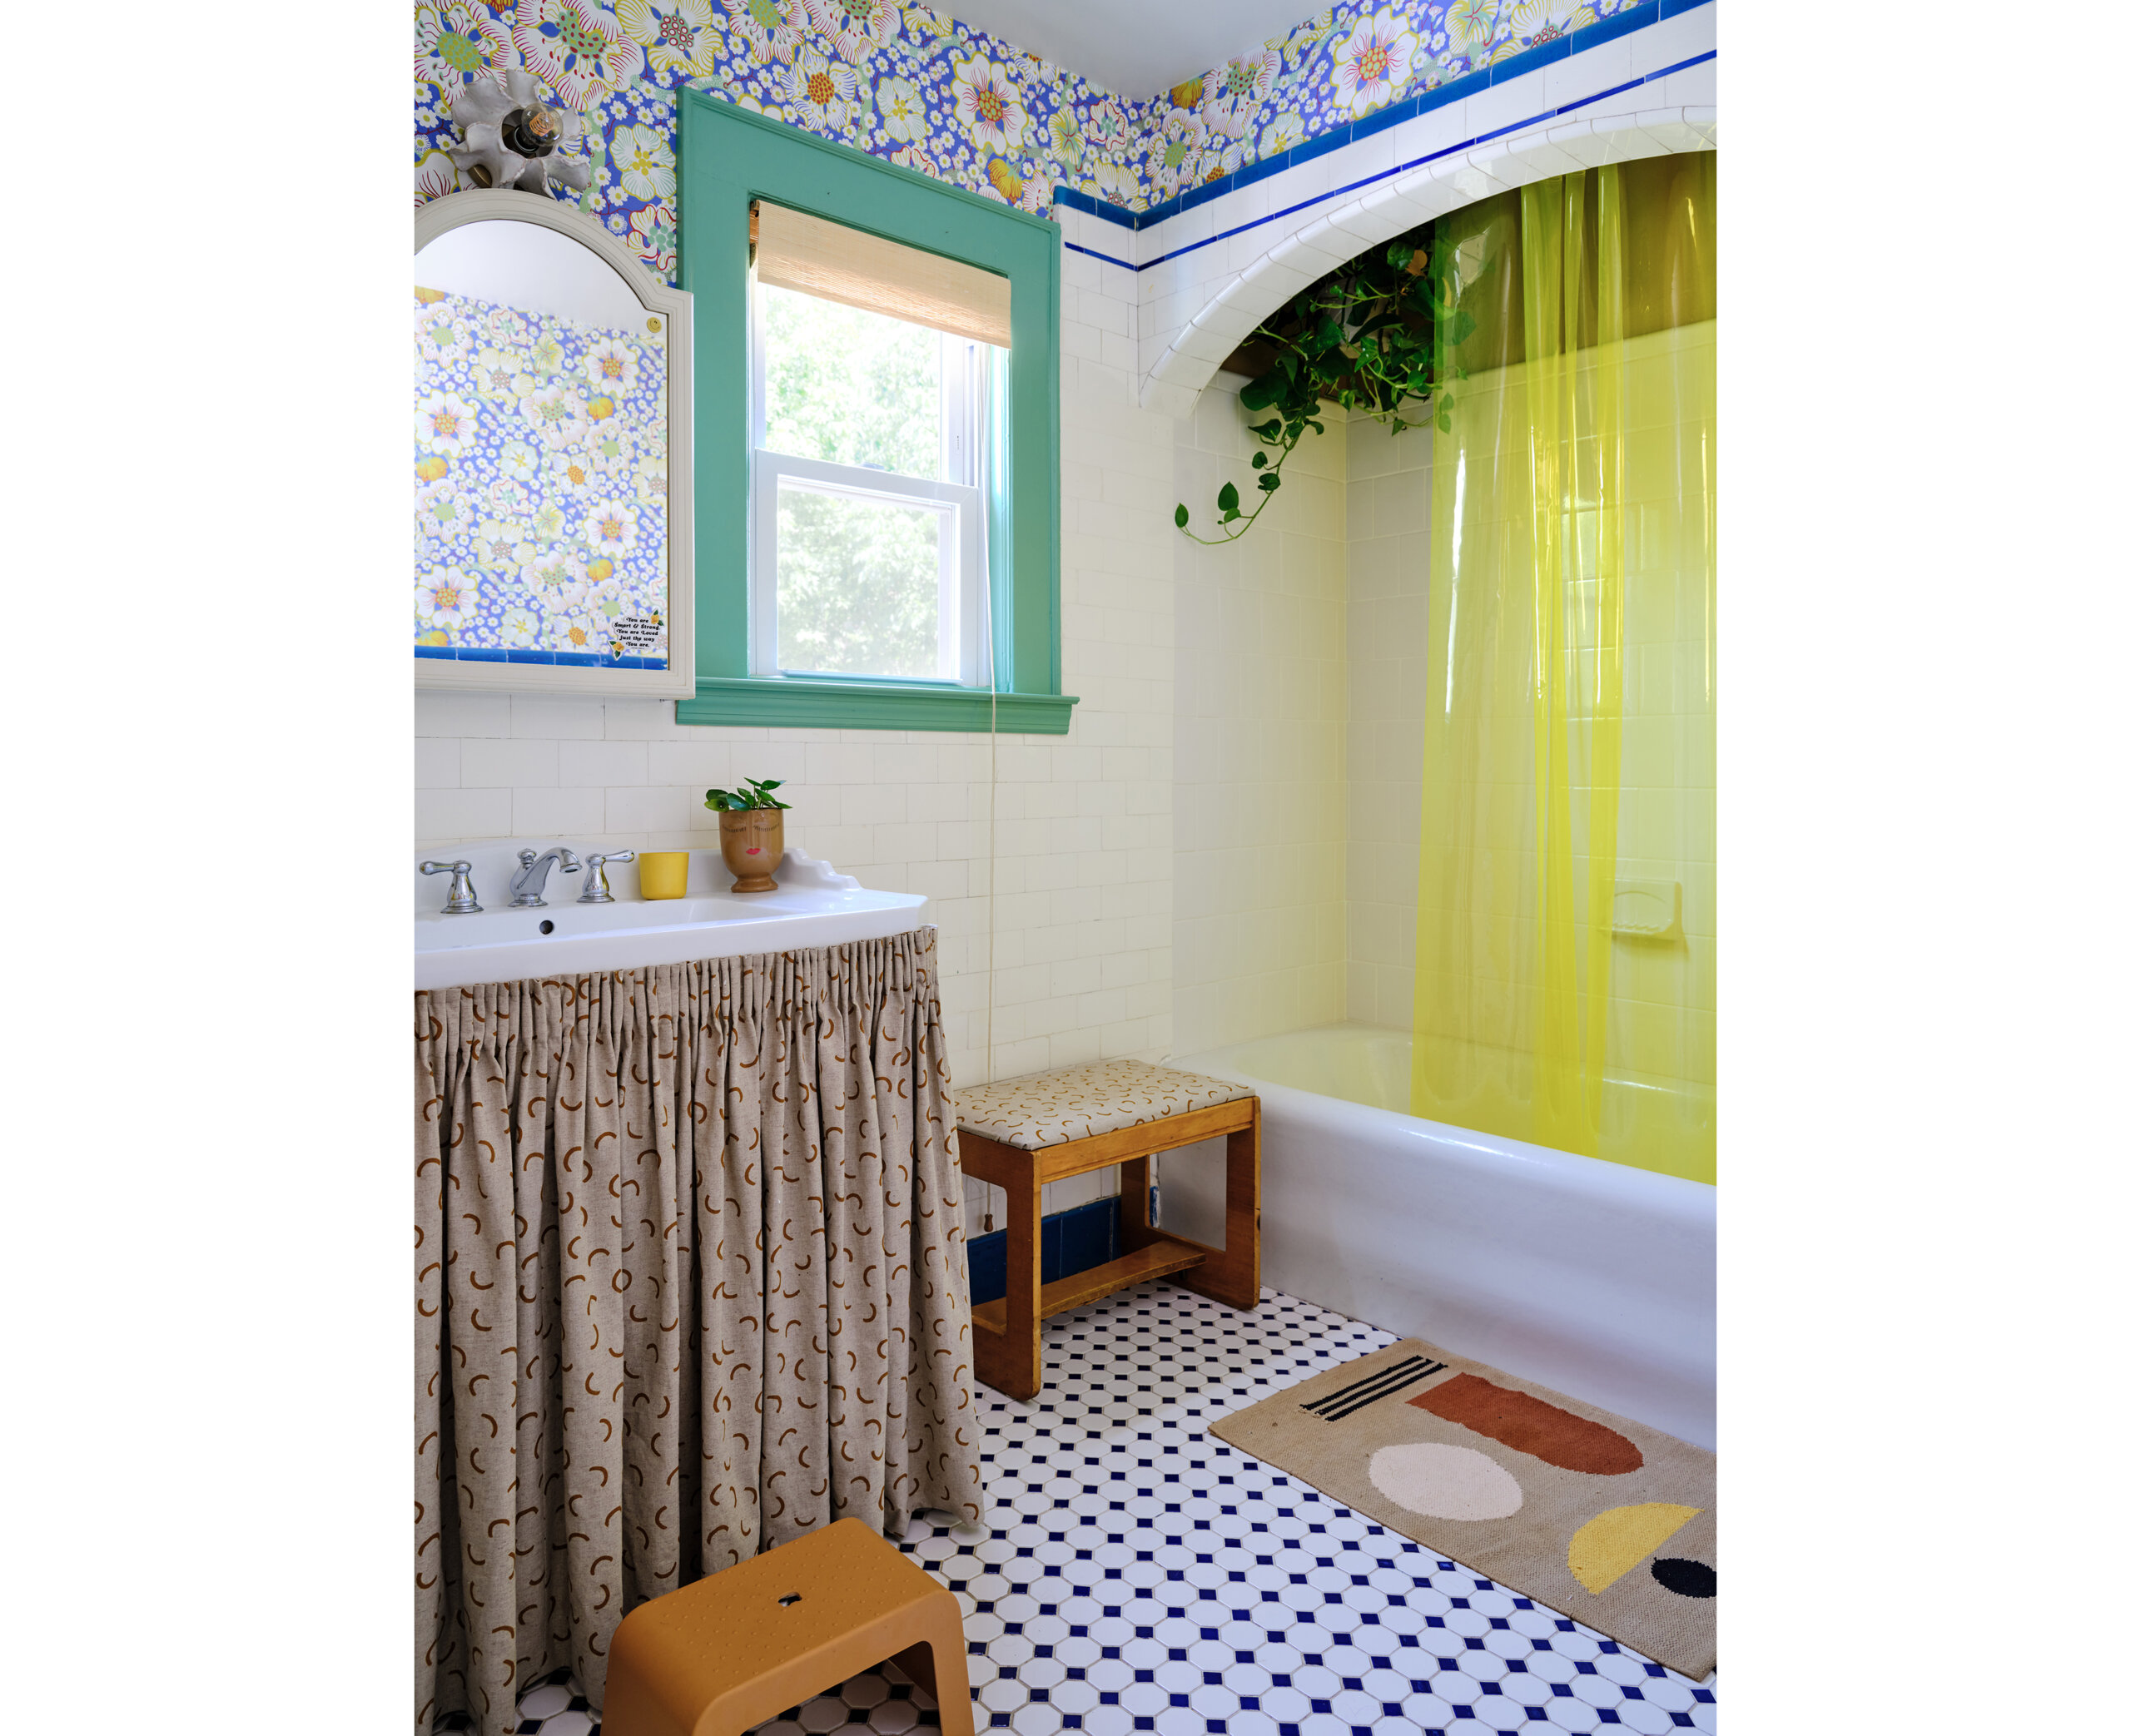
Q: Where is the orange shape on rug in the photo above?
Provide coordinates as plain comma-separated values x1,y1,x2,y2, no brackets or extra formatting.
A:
1408,1372,1644,1475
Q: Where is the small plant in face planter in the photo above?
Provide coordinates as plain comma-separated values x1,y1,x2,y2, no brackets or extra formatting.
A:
704,777,791,893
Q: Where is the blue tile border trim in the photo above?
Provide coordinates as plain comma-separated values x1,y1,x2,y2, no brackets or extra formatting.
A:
1053,0,1706,251
1060,47,1713,280
1577,4,1659,47
413,645,669,670
1057,231,1135,270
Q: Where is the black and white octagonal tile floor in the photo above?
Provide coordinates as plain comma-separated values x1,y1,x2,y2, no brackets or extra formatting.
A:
508,1284,1716,1736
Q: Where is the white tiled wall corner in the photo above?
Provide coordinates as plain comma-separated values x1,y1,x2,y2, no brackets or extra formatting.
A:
1171,382,1349,1057
1344,414,1432,1034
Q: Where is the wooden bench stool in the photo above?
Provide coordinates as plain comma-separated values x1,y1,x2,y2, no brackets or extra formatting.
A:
601,1518,975,1736
956,1059,1261,1401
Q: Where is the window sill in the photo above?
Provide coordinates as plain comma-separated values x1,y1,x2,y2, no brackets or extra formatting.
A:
675,676,1079,734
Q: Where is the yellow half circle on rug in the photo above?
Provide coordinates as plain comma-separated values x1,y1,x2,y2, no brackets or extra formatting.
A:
1568,1502,1701,1593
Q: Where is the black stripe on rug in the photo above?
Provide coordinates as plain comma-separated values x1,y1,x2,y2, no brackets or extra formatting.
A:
1303,1355,1449,1422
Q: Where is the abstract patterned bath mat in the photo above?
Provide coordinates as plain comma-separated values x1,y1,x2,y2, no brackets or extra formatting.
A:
1210,1338,1716,1679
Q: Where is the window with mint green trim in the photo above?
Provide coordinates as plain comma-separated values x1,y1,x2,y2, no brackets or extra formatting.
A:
674,94,1075,733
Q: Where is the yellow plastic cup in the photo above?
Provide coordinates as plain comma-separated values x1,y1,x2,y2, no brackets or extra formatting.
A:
637,851,691,900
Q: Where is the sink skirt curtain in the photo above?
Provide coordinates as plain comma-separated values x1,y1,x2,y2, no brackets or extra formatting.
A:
415,928,983,1736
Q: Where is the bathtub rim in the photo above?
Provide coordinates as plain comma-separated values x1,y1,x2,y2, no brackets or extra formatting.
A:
1170,1024,1717,1448
1172,1027,1717,1226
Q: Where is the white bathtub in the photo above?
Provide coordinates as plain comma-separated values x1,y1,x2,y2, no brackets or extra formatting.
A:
1167,1024,1716,1450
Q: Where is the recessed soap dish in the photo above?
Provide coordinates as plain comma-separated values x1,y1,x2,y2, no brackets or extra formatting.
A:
1612,879,1683,941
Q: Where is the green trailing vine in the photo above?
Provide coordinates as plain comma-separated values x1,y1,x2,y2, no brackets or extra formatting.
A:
1175,230,1477,544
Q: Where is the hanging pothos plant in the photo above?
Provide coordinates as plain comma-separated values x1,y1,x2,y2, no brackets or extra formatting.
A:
1175,228,1478,544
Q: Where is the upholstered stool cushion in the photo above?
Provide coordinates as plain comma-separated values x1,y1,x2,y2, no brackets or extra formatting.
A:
956,1058,1254,1151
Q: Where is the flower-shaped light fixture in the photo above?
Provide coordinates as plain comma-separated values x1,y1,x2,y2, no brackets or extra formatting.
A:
448,67,592,198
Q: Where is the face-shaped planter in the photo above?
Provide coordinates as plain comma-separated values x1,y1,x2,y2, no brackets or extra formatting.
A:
718,808,783,893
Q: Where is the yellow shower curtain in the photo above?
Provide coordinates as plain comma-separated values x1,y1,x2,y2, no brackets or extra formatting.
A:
1412,154,1715,1183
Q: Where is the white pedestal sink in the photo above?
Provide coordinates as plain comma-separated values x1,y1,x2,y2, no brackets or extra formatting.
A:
414,843,927,992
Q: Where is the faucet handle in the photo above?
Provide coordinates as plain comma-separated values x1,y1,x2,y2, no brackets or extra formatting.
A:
420,860,482,915
579,850,637,904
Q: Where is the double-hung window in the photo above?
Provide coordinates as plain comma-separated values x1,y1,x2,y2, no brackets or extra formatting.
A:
674,92,1074,732
748,203,999,688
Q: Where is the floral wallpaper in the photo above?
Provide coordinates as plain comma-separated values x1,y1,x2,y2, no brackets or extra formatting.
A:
1121,0,1643,210
414,2,1656,281
414,288,671,665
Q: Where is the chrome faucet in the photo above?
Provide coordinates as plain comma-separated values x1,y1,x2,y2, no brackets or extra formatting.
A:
578,850,636,904
510,846,581,908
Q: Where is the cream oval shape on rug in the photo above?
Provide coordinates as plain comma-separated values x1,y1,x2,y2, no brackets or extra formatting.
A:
1367,1442,1525,1520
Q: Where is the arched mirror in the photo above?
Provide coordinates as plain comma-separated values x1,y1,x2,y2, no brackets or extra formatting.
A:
414,191,693,696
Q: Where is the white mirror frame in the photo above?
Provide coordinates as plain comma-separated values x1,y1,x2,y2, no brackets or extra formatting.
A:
414,190,693,698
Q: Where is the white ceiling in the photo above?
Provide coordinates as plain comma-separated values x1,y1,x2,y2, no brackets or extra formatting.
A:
935,1,1315,101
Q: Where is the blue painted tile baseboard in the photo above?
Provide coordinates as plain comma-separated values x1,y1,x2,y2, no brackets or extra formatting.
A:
966,1194,1123,1307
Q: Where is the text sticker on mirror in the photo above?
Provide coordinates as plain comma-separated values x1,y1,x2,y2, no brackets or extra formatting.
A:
612,614,665,655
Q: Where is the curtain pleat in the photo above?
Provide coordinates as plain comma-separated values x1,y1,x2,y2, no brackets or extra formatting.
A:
415,929,982,1736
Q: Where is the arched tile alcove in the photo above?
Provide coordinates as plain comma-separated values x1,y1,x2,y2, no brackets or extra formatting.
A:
1139,103,1716,417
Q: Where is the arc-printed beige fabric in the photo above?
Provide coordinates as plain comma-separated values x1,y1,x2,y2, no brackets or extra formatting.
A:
415,930,983,1736
955,1058,1254,1149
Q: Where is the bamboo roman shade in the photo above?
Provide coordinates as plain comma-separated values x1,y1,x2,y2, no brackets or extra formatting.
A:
752,200,1011,348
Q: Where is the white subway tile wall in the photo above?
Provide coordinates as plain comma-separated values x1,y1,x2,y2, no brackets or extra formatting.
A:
1171,383,1350,1058
1344,413,1432,1034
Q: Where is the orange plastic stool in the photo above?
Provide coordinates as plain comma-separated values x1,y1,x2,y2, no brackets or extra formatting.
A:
601,1519,976,1736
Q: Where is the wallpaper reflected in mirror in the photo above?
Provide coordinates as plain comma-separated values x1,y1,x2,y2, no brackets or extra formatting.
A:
413,283,669,669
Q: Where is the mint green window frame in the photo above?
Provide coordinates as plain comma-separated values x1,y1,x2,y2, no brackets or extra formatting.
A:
674,94,1075,733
